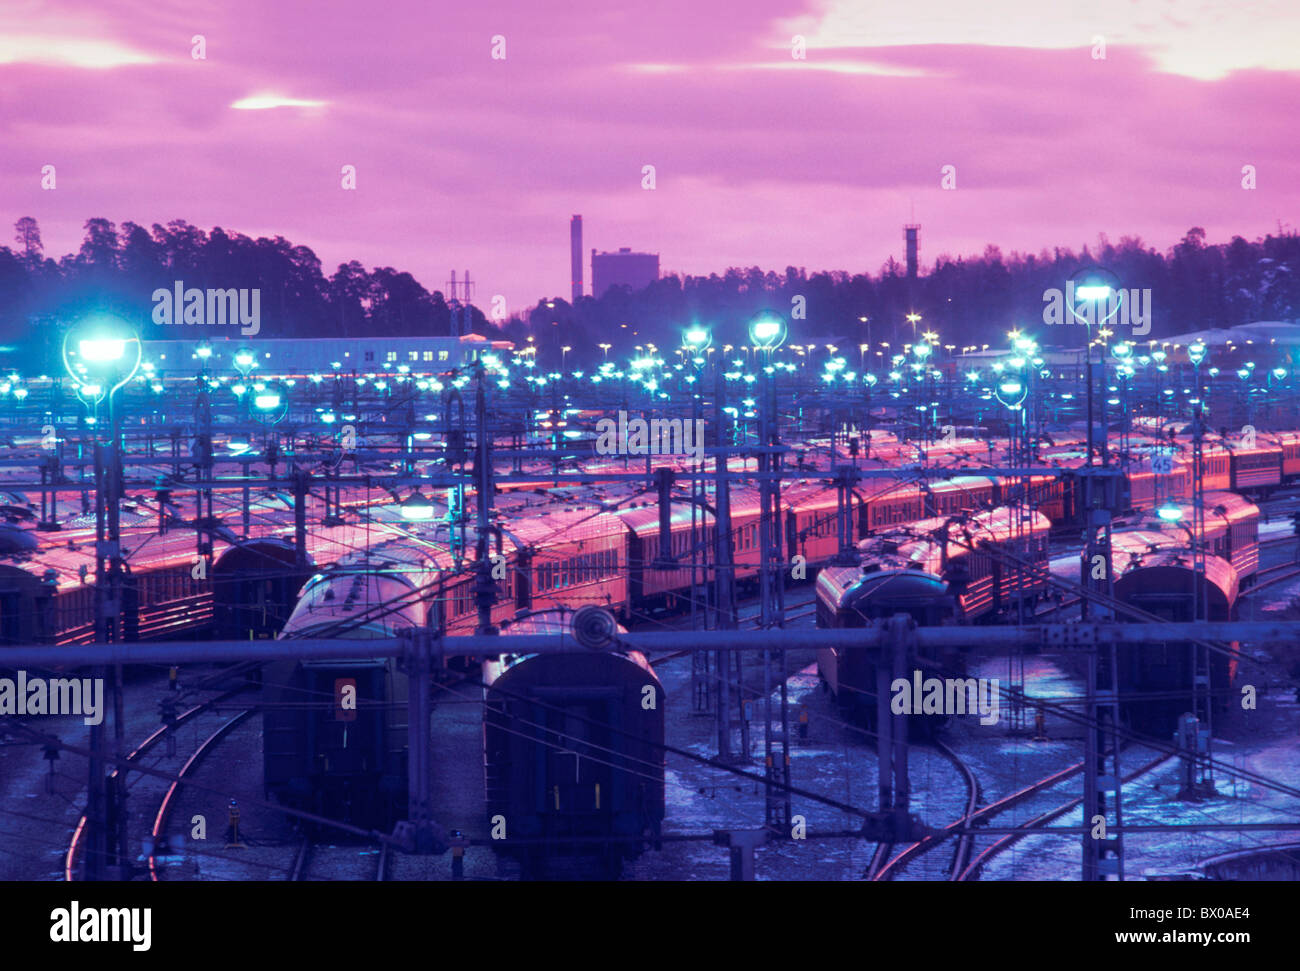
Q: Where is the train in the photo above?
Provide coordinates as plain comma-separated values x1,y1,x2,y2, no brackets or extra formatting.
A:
262,533,432,834
815,506,1053,734
483,607,664,878
1108,490,1260,737
6,418,1300,651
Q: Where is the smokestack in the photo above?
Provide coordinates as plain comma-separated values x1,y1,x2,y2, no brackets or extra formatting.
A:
570,215,583,303
905,224,920,279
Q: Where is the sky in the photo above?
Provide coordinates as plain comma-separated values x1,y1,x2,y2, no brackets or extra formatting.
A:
3,0,1299,318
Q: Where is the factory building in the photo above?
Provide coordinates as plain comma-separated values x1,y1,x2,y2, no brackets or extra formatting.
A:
591,247,659,298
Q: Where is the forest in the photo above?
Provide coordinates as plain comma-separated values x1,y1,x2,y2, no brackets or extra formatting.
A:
1,217,1296,370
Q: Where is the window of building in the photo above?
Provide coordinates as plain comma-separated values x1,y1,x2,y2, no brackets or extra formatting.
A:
438,351,449,362
386,351,397,362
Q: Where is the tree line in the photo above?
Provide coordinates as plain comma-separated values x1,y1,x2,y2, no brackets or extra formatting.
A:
1,218,1295,370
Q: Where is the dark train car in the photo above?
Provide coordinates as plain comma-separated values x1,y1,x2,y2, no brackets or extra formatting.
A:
483,608,664,879
262,534,425,835
0,526,221,646
1111,531,1239,738
815,564,955,735
212,537,314,640
815,505,1051,734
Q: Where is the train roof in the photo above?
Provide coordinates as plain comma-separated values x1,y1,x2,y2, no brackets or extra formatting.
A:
612,503,715,533
1136,490,1258,535
816,564,950,612
1112,551,1239,610
487,606,656,686
505,509,627,547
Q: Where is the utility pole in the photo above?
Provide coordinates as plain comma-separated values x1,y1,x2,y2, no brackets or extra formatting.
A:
1079,330,1124,881
473,366,498,637
758,365,791,830
1186,404,1215,796
713,367,736,761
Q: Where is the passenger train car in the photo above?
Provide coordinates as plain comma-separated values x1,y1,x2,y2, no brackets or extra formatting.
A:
483,607,664,879
815,506,1052,734
1106,490,1260,737
263,531,428,833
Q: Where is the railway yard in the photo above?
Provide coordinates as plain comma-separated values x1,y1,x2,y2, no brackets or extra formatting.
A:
2,333,1300,883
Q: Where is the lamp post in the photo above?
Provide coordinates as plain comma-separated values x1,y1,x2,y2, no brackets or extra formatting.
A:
1067,266,1127,882
913,340,933,443
1187,340,1207,415
62,316,142,881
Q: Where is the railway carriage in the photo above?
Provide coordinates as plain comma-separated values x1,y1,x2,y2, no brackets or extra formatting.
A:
1225,440,1284,493
613,503,716,615
784,481,856,568
483,607,664,879
1267,431,1300,480
263,532,428,834
1110,529,1241,738
815,505,1052,734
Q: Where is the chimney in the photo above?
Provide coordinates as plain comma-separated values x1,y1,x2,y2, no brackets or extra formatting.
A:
570,215,583,303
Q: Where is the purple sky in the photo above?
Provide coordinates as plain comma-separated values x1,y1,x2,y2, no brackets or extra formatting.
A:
4,0,1298,315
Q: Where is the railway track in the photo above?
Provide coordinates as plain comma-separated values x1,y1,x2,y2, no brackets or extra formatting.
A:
147,709,255,880
64,683,252,882
872,744,1102,882
955,753,1174,881
289,837,390,881
1247,562,1300,592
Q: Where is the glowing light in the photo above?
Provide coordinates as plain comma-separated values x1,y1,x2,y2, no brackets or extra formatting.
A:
79,338,126,363
1157,503,1183,523
399,491,435,521
1075,284,1112,300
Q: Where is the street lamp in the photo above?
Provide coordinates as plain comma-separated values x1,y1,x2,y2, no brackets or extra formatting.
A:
399,490,436,521
748,311,787,354
233,347,256,379
60,314,142,879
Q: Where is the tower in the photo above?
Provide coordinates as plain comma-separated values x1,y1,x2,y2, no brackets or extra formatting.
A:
570,215,583,303
905,224,920,280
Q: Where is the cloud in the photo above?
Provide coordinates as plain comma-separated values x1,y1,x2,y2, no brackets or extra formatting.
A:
0,35,159,69
231,94,328,110
780,0,1300,80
